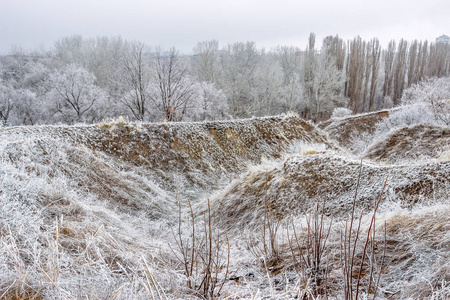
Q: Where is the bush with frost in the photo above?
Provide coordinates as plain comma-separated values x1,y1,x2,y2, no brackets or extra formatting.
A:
363,77,450,151
401,76,450,125
331,107,352,118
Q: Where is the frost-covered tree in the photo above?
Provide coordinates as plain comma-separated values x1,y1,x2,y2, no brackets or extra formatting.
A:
192,40,220,83
401,77,450,125
54,35,85,67
20,62,50,94
427,41,450,78
85,36,126,90
309,43,345,122
382,40,396,99
188,82,229,121
373,76,450,138
322,35,346,72
366,38,382,111
374,103,436,138
149,47,198,122
44,64,108,124
219,42,261,118
302,33,317,118
392,39,408,105
276,46,302,86
249,53,284,116
54,35,127,92
0,79,39,125
278,73,305,113
272,47,306,114
0,80,13,125
7,45,28,80
347,36,366,113
116,41,152,121
2,34,450,125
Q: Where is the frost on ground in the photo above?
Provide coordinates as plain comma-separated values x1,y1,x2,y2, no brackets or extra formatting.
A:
319,108,399,154
0,113,449,299
212,153,449,230
364,124,450,163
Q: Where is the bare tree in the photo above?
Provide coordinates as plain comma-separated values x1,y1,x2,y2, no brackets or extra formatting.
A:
118,41,151,121
347,36,366,113
367,38,381,111
192,40,220,83
392,39,408,105
219,42,260,118
150,47,197,122
44,64,107,124
382,40,396,101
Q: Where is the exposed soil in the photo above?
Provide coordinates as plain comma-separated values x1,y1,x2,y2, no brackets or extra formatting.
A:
364,124,450,163
211,153,450,230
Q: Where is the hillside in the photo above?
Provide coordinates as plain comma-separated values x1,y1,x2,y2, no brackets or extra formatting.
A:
364,124,450,163
0,115,328,217
212,153,449,230
320,108,401,154
0,113,449,299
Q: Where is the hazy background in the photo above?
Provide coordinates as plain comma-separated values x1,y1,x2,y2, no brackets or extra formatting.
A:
1,0,449,54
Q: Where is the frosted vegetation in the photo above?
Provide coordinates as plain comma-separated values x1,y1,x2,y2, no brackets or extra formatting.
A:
319,77,450,159
1,112,449,299
330,107,353,118
0,35,449,299
1,34,450,126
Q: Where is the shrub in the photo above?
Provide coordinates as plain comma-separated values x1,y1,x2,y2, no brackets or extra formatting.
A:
331,107,352,118
401,77,450,125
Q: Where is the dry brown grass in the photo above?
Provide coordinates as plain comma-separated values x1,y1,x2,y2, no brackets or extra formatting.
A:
364,124,450,163
1,115,448,299
211,154,449,231
320,109,395,149
1,289,44,300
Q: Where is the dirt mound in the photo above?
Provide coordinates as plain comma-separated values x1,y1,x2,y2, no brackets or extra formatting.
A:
87,115,331,186
212,153,449,230
364,124,450,163
320,109,400,152
1,116,449,299
0,115,334,298
0,115,330,219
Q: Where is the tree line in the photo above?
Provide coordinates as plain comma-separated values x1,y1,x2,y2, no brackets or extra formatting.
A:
1,33,449,126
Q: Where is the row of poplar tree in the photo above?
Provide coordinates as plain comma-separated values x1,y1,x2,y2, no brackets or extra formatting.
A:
1,33,449,125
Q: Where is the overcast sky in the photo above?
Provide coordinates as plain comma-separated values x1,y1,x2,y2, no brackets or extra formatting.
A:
1,0,449,55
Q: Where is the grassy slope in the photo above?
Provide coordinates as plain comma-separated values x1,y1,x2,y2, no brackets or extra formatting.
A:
212,153,449,230
0,112,448,299
0,115,332,299
364,124,450,163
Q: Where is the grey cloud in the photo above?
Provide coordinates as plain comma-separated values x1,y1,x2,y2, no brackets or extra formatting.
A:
0,0,448,54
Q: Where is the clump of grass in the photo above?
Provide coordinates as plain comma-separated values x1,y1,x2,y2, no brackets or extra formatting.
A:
340,163,388,300
286,195,332,298
246,163,390,299
169,199,230,299
98,116,130,129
